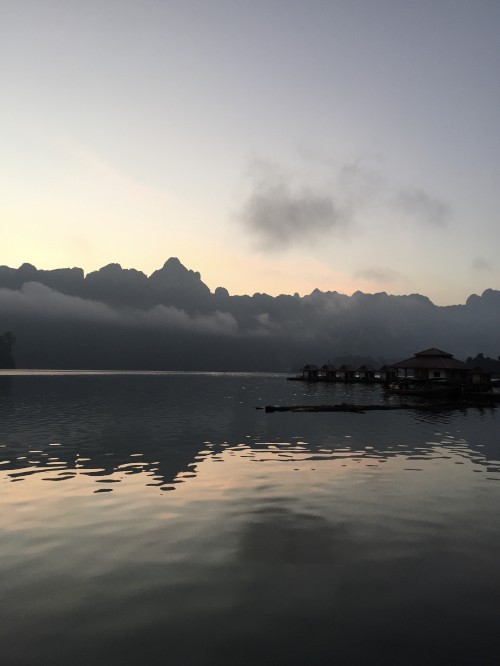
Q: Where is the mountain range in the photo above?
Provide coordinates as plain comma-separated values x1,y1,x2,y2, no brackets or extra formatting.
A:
1,258,499,370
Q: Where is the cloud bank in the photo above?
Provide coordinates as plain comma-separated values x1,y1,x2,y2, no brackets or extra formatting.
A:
0,282,239,336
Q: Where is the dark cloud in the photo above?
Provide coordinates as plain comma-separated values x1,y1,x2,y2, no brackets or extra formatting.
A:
355,267,406,284
393,187,449,226
238,159,450,251
239,161,347,250
472,256,491,271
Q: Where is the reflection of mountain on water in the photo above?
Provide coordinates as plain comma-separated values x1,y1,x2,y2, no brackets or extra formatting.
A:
0,375,224,491
0,374,499,491
6,374,198,491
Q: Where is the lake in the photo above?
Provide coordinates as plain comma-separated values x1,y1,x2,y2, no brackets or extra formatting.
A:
0,371,499,665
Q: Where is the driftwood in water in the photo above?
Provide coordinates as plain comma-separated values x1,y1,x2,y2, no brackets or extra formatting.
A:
263,403,405,413
262,400,482,413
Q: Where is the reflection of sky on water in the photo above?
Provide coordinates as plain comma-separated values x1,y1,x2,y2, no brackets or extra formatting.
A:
0,371,496,491
0,377,498,493
1,374,500,664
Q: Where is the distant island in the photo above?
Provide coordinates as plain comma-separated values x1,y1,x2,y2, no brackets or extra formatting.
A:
0,258,499,371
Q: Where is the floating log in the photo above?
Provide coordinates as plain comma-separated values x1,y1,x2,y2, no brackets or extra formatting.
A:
262,400,493,413
263,403,405,413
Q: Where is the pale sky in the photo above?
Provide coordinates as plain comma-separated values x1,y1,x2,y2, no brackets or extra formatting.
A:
1,0,499,304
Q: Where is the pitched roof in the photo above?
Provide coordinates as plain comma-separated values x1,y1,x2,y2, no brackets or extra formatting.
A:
392,348,471,370
414,348,453,358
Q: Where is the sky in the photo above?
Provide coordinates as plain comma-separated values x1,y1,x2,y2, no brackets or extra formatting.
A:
1,0,499,305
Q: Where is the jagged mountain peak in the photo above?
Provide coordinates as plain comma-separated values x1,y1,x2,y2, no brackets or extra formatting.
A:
149,257,209,294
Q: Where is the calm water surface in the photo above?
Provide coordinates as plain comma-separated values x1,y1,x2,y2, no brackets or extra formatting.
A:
0,372,499,665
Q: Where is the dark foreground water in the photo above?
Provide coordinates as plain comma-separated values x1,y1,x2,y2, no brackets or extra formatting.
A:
0,371,499,665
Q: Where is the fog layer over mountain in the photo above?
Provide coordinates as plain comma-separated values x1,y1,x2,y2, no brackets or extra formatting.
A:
0,258,498,370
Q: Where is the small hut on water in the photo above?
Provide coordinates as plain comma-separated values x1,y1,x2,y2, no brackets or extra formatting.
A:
319,364,337,381
301,364,319,381
336,365,356,382
357,365,375,382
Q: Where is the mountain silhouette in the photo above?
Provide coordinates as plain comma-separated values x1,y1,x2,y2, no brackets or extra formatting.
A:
0,259,498,370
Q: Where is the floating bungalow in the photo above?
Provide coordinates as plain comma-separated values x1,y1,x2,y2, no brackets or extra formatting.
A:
301,364,319,381
392,348,470,382
290,347,492,394
387,347,492,396
319,364,337,381
292,363,388,383
284,348,498,407
336,364,356,382
379,364,397,383
357,365,375,382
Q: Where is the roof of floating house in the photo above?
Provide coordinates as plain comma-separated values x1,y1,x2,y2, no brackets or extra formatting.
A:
320,363,336,371
302,364,319,371
392,348,472,370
